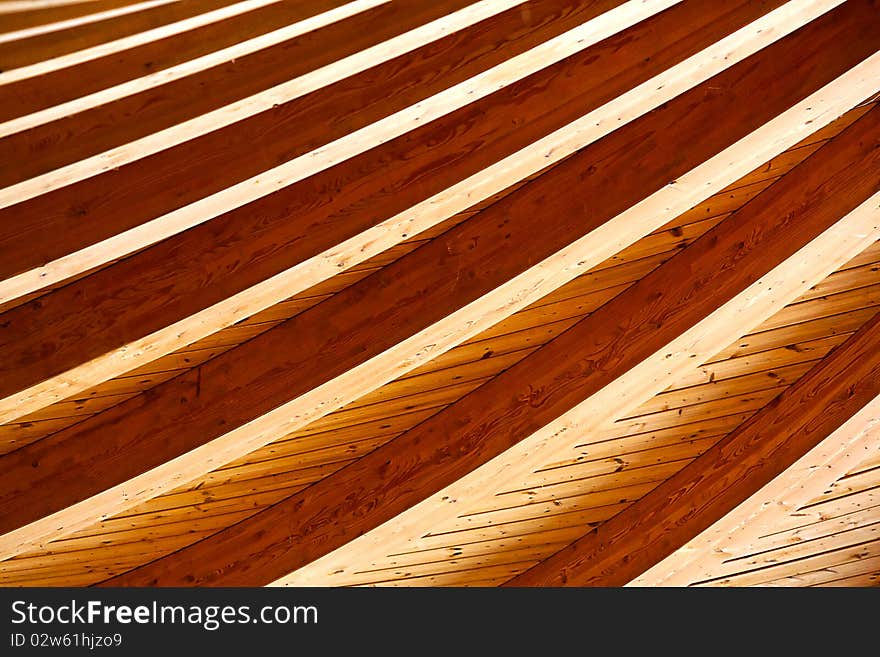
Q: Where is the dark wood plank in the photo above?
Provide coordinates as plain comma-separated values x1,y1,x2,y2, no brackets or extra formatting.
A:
0,0,792,408
504,311,880,586
3,4,878,574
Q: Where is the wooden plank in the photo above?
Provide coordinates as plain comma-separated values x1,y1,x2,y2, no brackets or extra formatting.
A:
0,0,824,284
0,111,849,439
37,341,792,568
710,305,880,363
740,505,880,557
669,334,849,390
756,554,880,587
50,125,868,490
507,314,880,586
0,0,630,207
106,101,880,586
815,571,880,587
0,0,748,266
697,527,880,586
0,0,818,420
759,486,880,541
280,196,880,584
660,538,880,586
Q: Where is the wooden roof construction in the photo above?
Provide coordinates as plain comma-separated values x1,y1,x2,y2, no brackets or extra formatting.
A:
0,0,879,587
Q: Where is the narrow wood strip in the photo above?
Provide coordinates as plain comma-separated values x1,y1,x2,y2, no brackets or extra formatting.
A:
281,181,880,585
634,419,880,585
0,0,176,45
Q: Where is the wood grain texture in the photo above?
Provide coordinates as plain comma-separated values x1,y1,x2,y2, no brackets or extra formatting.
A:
0,143,854,586
634,409,880,587
99,94,880,586
3,0,879,589
274,239,880,587
0,0,765,282
1,3,867,562
1,143,876,587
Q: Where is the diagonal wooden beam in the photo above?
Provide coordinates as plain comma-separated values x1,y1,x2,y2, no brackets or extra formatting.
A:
0,0,850,425
261,191,880,586
104,99,880,586
0,3,876,564
504,312,880,587
0,0,182,44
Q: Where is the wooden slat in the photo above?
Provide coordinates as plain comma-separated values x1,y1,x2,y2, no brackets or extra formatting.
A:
759,487,880,544
630,414,880,585
4,0,880,590
698,527,880,586
100,97,880,585
3,9,868,437
0,0,639,271
10,242,868,586
278,195,880,585
7,290,869,586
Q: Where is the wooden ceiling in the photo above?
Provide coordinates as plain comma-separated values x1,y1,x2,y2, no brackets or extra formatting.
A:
0,0,879,587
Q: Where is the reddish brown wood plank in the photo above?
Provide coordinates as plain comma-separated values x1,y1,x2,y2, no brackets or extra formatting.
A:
505,312,880,587
100,91,880,586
